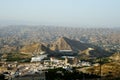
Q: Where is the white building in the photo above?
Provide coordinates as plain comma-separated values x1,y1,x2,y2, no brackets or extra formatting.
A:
31,54,48,62
59,50,75,55
81,61,91,66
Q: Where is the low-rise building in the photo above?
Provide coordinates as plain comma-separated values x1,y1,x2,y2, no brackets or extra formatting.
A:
31,54,48,62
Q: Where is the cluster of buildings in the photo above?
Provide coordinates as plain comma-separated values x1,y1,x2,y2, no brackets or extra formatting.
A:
0,50,92,80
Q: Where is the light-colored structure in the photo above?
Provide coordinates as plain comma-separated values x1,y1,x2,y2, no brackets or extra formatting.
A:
59,50,74,55
31,54,48,62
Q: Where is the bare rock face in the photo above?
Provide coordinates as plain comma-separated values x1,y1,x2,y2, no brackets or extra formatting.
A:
18,37,112,58
50,37,72,51
84,62,120,77
20,43,48,55
80,48,94,56
50,37,91,51
110,52,120,61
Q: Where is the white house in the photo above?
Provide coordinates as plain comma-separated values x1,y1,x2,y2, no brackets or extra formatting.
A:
31,54,48,62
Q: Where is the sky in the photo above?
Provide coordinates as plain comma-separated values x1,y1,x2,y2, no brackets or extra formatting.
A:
0,0,120,27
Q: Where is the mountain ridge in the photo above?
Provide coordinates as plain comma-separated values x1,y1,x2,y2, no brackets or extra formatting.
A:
50,37,93,51
11,37,113,58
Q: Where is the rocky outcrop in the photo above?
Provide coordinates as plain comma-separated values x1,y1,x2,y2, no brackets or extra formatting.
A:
20,43,49,55
50,37,92,51
109,52,120,61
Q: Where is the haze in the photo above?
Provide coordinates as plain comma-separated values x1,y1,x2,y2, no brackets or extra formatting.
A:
0,0,120,27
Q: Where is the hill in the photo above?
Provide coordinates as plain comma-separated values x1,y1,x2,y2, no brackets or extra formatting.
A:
109,52,120,61
50,37,111,57
0,37,113,60
84,62,120,78
50,37,93,51
50,37,72,51
20,43,49,55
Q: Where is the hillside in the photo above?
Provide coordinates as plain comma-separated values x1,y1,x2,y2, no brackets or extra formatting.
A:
0,26,119,54
20,43,49,55
84,62,120,78
109,52,120,61
50,37,111,57
50,37,93,51
50,37,72,51
0,37,113,60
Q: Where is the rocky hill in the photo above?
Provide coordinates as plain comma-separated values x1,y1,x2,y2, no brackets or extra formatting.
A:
20,43,49,55
84,62,120,78
0,37,113,59
0,26,119,54
50,37,111,57
109,52,120,61
50,37,93,51
50,37,72,51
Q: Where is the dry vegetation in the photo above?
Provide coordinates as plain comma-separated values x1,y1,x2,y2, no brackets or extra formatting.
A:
84,62,120,78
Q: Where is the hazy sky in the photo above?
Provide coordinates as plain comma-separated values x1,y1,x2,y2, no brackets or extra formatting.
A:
0,0,120,27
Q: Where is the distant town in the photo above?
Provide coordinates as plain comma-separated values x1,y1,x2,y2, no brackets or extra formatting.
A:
0,26,120,80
